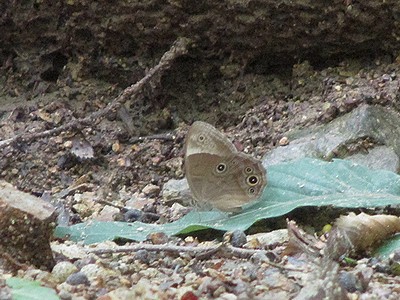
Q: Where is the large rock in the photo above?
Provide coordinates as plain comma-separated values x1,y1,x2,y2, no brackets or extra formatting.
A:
162,179,193,207
0,181,56,270
263,105,400,173
2,0,400,79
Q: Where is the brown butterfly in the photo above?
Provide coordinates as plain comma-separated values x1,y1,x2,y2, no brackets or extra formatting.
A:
184,121,267,212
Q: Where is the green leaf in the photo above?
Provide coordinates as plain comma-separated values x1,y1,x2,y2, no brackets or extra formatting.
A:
54,158,400,244
373,234,400,259
6,277,59,300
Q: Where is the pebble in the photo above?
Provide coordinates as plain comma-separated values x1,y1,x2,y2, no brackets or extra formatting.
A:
339,271,359,293
135,250,150,264
279,136,289,146
250,252,270,264
66,272,90,286
80,264,117,281
123,209,143,222
95,205,120,221
142,184,160,196
63,141,73,148
230,230,247,247
52,261,78,283
218,293,237,300
112,141,122,153
381,74,391,82
147,232,169,244
246,230,289,247
58,289,72,300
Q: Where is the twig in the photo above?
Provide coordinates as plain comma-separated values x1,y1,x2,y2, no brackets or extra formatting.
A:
129,132,175,143
0,37,190,149
89,243,264,259
88,243,296,270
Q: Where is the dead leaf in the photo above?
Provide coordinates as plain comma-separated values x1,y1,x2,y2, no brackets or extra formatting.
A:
71,136,94,159
283,220,323,257
325,212,400,259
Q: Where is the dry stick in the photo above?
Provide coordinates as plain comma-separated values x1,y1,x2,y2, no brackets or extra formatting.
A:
88,243,296,270
129,132,175,143
90,243,263,258
0,37,190,149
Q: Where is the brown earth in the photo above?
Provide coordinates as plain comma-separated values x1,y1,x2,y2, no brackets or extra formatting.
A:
1,1,400,299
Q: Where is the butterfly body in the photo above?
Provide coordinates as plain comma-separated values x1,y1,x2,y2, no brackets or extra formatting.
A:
184,121,267,212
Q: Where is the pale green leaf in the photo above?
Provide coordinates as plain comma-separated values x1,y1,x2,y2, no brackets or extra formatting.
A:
6,277,59,300
55,158,400,244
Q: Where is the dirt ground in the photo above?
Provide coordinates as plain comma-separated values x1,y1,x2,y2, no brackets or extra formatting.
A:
2,3,400,297
1,52,399,205
1,47,400,298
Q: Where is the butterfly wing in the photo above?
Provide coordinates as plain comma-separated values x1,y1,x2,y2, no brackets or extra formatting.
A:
184,121,237,157
185,152,266,211
185,121,267,212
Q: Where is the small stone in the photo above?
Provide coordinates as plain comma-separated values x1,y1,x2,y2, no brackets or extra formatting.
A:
184,236,195,243
213,286,227,297
80,264,117,281
391,249,400,262
53,136,63,144
165,157,184,176
52,261,78,283
51,242,88,260
334,85,342,91
123,209,143,222
229,230,247,247
218,293,237,300
112,141,122,153
381,74,391,82
279,136,289,146
162,179,193,206
147,232,168,244
140,212,160,223
246,230,289,248
135,250,149,264
339,271,359,293
125,195,154,210
63,140,73,148
117,157,131,167
245,238,262,249
181,291,199,300
72,203,90,218
250,252,270,264
345,77,354,85
66,272,90,286
151,156,162,164
58,290,72,300
95,205,120,221
142,184,160,196
169,202,192,220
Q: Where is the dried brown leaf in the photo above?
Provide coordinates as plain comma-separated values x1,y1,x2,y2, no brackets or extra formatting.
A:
283,220,323,257
325,212,400,259
71,136,94,159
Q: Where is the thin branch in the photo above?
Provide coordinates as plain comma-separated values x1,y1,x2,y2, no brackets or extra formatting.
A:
88,243,296,270
129,132,175,143
89,243,264,259
0,37,190,149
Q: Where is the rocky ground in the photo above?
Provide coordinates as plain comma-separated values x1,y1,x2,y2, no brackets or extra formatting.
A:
1,39,400,298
